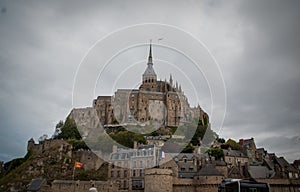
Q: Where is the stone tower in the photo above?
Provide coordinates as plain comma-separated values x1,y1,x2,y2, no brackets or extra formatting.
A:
144,168,173,192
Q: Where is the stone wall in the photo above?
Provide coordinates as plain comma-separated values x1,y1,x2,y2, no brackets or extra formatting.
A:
172,177,220,192
257,179,300,192
144,168,173,192
26,177,300,192
27,138,71,155
51,180,118,192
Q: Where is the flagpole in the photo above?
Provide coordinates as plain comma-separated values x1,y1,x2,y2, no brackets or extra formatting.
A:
72,165,76,192
73,161,83,192
73,166,75,180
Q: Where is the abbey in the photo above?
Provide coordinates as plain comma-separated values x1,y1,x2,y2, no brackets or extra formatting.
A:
93,44,209,127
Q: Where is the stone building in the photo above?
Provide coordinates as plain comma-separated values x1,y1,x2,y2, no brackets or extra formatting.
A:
223,148,249,167
239,138,256,163
194,163,224,185
174,153,205,178
93,44,209,127
108,143,161,191
273,156,299,179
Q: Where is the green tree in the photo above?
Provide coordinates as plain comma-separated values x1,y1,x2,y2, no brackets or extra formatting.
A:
217,137,226,143
206,148,224,160
225,139,240,150
58,117,81,140
109,131,146,148
56,120,64,129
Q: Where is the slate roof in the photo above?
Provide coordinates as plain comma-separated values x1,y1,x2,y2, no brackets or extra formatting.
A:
27,178,46,191
228,166,241,176
143,64,156,76
248,166,274,179
178,172,197,178
215,160,227,166
175,153,207,160
263,159,274,170
197,164,223,176
275,157,298,172
223,149,247,157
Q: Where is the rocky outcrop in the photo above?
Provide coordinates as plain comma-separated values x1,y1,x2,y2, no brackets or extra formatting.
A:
69,108,104,139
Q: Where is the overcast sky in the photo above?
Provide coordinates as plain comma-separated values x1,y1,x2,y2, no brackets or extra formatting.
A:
0,0,299,163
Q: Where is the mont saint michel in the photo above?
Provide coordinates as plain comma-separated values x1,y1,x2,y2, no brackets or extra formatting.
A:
0,44,299,192
93,43,209,128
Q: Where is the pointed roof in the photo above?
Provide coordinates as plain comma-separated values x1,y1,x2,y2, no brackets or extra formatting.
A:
148,40,153,64
143,42,156,76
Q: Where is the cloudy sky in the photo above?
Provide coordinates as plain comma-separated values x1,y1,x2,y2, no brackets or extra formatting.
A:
0,0,299,162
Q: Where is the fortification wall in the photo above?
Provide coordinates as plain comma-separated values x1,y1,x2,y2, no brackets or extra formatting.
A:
172,177,220,192
35,177,300,192
51,180,118,192
27,138,72,156
257,179,300,192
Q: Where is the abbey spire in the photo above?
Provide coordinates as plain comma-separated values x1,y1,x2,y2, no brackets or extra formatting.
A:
142,42,157,85
148,41,153,64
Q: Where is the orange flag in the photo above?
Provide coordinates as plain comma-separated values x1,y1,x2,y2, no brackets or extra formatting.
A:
74,161,83,168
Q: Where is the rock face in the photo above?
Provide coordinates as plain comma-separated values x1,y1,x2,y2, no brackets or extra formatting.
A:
0,138,107,191
25,139,74,179
69,107,104,139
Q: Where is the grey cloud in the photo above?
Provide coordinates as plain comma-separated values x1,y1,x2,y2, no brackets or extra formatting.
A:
0,0,299,162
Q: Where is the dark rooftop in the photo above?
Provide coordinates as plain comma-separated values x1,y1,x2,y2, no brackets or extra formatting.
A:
27,178,46,191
